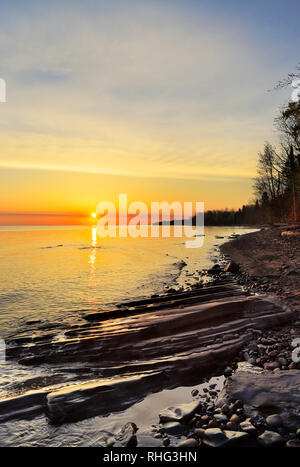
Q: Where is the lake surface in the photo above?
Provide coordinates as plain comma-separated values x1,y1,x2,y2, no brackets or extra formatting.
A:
0,225,258,446
0,225,256,339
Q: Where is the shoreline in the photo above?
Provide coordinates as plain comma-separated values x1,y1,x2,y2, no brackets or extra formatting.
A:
1,226,300,446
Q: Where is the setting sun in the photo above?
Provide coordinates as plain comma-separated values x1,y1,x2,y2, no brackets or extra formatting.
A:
91,212,97,218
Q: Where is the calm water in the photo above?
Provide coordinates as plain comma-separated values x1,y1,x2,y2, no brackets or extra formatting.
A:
0,225,256,338
0,225,258,446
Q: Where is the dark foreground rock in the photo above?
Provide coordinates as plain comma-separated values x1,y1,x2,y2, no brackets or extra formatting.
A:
216,362,300,431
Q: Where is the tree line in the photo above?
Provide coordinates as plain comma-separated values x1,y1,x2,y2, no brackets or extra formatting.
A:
197,64,300,226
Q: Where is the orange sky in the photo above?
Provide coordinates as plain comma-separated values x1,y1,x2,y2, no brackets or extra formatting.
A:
0,1,297,225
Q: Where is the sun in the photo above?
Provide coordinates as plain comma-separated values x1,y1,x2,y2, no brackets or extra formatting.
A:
91,212,97,218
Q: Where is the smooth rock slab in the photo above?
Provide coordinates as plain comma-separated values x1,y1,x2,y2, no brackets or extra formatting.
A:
159,401,201,424
203,428,248,447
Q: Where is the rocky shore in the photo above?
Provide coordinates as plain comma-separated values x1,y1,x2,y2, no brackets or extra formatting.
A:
1,226,300,447
148,225,300,448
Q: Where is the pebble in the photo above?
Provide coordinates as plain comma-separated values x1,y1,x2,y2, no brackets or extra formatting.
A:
163,437,170,446
230,414,240,425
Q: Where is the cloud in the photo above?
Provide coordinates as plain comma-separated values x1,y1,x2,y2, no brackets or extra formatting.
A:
0,0,296,182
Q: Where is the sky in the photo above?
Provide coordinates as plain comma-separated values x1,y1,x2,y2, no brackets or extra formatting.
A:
0,0,299,224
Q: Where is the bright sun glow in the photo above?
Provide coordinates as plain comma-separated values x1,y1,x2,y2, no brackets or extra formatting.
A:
91,212,97,218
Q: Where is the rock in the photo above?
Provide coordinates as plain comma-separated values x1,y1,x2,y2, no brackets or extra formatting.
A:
216,362,300,431
191,389,199,397
224,366,233,377
266,414,283,428
264,361,280,371
163,437,170,446
221,404,230,414
115,422,138,447
230,414,240,425
297,428,300,438
226,421,239,431
286,439,300,447
208,419,219,428
224,261,240,274
214,414,228,423
194,428,205,439
258,431,283,447
203,428,248,447
177,438,198,447
105,437,115,447
159,401,201,424
160,422,187,436
240,419,257,435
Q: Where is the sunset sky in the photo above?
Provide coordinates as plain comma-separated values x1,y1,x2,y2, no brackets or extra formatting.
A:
0,0,299,224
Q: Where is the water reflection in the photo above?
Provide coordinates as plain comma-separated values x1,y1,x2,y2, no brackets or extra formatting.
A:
88,227,98,302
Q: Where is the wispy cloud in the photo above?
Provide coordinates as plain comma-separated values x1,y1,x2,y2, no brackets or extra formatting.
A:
0,0,298,183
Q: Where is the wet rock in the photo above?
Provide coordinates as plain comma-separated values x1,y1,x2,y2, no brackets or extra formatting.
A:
163,437,170,446
160,422,187,436
240,418,257,435
191,389,199,397
266,414,283,428
258,431,283,447
203,428,248,447
177,438,198,447
159,401,201,424
115,422,138,447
